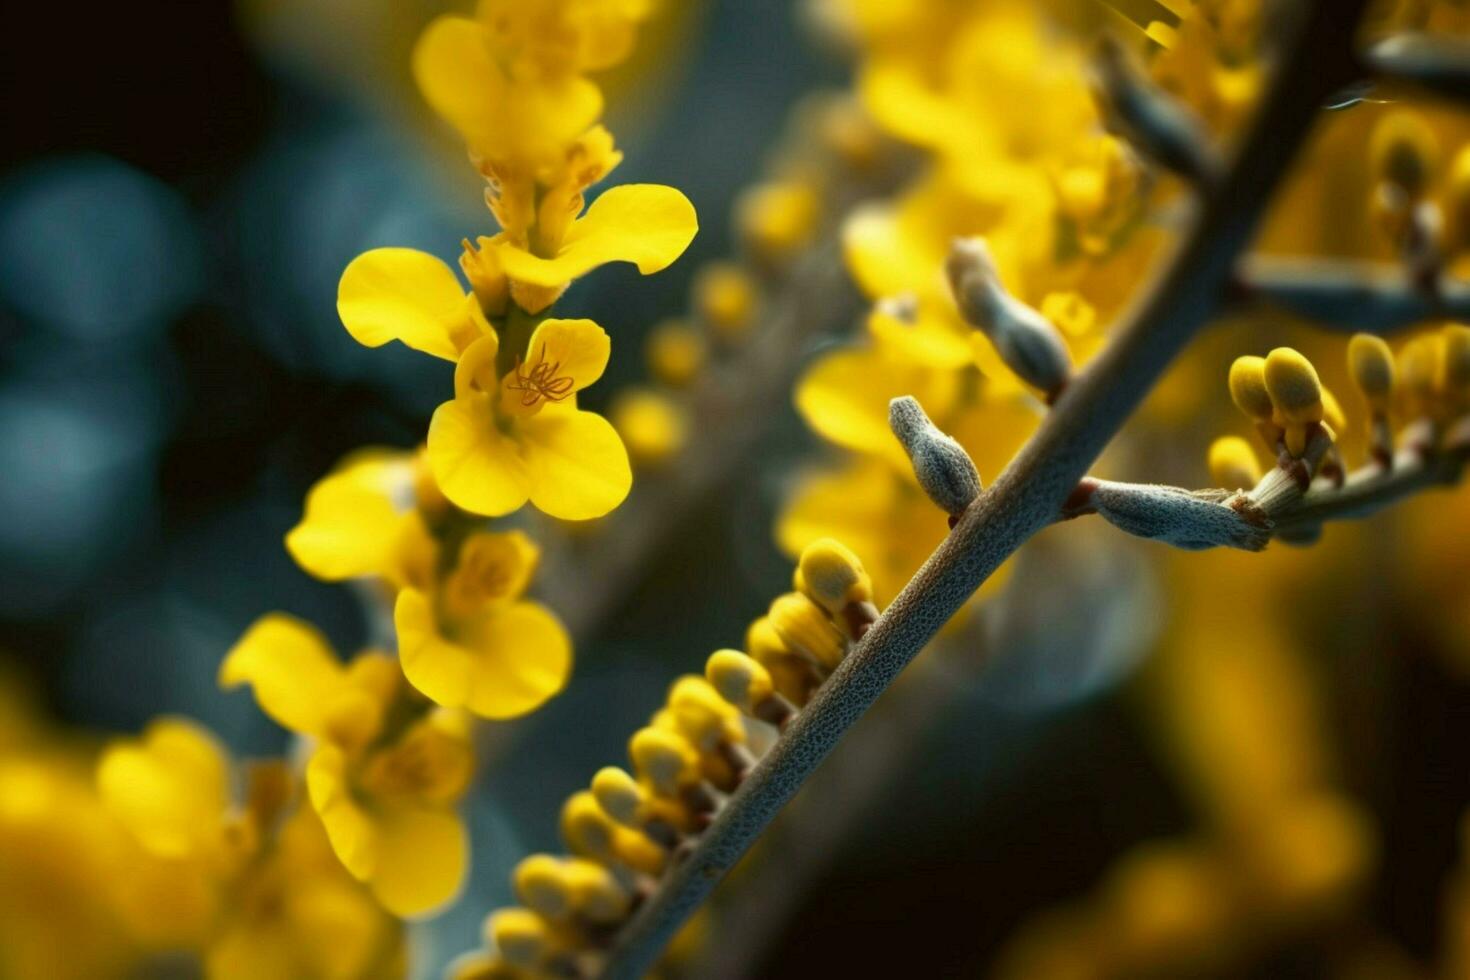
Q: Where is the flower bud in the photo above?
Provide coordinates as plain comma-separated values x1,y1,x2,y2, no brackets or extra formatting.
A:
563,858,631,924
694,262,758,342
1264,347,1325,456
645,318,705,388
1348,334,1395,413
796,538,872,614
561,790,616,860
1207,436,1263,490
768,592,846,670
610,388,687,468
1228,355,1275,423
485,908,549,969
1089,481,1270,551
745,617,817,704
1370,110,1439,200
666,676,744,751
1399,335,1441,419
888,395,982,519
629,726,700,797
705,649,773,713
736,180,820,263
512,854,571,919
946,238,1072,398
591,766,645,826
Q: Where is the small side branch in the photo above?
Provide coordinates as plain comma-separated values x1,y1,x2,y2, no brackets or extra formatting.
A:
1234,255,1470,333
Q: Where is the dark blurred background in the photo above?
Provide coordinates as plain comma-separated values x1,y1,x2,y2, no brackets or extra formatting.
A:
3,3,1469,978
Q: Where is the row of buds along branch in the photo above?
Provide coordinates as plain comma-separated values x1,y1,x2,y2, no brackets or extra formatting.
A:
447,539,879,980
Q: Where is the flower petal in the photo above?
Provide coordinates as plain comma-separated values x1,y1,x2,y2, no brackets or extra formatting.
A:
219,613,346,737
457,601,572,719
368,805,468,918
396,589,571,720
524,318,610,393
285,451,412,582
306,745,379,882
494,184,697,287
520,407,632,520
794,347,957,466
338,248,481,360
427,395,532,517
96,717,231,859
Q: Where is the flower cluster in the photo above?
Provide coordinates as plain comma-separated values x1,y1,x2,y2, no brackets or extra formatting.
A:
339,0,697,520
445,538,877,977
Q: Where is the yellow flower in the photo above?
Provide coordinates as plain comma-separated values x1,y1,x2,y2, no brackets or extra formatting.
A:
222,614,473,916
395,530,572,720
490,183,698,314
427,319,632,519
284,449,436,589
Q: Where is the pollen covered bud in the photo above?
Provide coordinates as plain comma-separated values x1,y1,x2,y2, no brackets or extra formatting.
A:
1228,355,1276,426
1264,347,1326,457
591,766,645,827
485,908,550,969
563,858,632,924
1207,436,1263,490
1348,334,1396,413
645,319,705,388
768,592,847,671
746,617,819,705
707,649,796,730
629,726,701,799
736,180,821,264
797,538,879,639
610,388,687,469
666,677,745,752
947,238,1073,400
513,854,572,920
561,790,664,876
889,395,982,521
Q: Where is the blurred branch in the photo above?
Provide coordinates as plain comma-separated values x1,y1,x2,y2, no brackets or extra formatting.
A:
1365,31,1470,101
1234,255,1470,333
598,1,1371,975
1271,443,1466,532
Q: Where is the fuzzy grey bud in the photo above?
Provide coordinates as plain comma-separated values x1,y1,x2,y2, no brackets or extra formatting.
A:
1092,36,1222,190
888,396,982,519
945,238,1073,400
1086,480,1270,552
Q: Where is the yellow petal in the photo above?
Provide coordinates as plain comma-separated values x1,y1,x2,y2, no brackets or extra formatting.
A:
794,347,957,466
520,406,632,520
426,395,532,516
494,184,697,287
369,805,468,918
220,613,346,737
97,717,230,859
524,318,611,393
453,332,501,400
396,589,571,720
869,304,974,370
307,745,379,881
285,451,412,582
338,248,484,360
413,16,601,164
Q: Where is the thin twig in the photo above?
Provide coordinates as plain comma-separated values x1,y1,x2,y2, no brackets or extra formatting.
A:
1271,450,1465,531
1235,255,1470,333
597,2,1371,975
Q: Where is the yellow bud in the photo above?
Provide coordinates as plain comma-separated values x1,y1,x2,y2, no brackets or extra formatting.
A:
1264,347,1324,426
705,649,773,712
768,592,846,670
629,726,700,797
485,908,548,969
694,262,758,342
1321,386,1347,437
1370,109,1439,199
1207,436,1263,489
666,676,743,750
563,858,631,924
736,180,820,262
1440,324,1470,410
1399,335,1441,417
797,538,873,616
1348,334,1395,412
746,616,815,703
561,790,616,860
610,388,687,468
1228,355,1274,423
512,854,570,919
1446,146,1470,254
645,319,705,388
745,617,791,665
591,766,644,826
